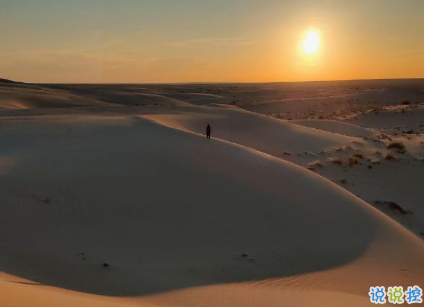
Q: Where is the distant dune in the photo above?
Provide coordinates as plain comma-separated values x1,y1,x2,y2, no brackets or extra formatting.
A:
0,80,112,109
87,91,193,107
0,77,20,84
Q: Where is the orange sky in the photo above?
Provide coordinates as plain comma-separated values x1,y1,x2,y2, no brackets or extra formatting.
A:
0,0,423,83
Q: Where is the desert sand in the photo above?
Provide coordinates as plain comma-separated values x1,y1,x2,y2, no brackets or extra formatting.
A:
1,78,424,307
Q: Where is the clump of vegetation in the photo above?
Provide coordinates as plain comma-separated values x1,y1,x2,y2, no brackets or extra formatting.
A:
353,153,364,159
387,142,405,150
402,101,411,105
374,201,412,215
348,157,359,167
385,153,396,160
335,146,352,153
329,158,343,165
308,161,323,168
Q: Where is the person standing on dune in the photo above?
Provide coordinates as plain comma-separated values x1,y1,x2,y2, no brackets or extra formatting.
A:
206,124,211,139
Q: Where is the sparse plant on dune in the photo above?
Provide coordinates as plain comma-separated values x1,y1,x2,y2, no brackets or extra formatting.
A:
353,153,364,159
335,146,352,153
308,161,323,168
348,157,359,167
374,201,412,215
385,153,396,160
329,158,343,165
387,142,405,151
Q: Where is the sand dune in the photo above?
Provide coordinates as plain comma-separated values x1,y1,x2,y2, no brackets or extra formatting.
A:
0,109,423,307
1,79,424,307
0,78,21,84
164,93,229,105
145,106,357,158
44,84,196,107
0,83,112,109
0,83,192,110
82,91,193,107
145,105,424,238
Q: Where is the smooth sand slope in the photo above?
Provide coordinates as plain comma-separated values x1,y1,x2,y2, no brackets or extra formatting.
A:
0,109,424,307
148,105,424,238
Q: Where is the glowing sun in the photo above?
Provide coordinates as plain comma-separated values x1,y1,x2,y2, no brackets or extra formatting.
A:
302,30,321,55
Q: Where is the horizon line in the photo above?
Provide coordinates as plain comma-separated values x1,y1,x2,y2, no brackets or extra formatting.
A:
4,76,424,86
29,77,424,86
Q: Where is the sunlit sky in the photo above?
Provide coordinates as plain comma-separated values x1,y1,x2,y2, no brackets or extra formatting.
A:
0,0,423,83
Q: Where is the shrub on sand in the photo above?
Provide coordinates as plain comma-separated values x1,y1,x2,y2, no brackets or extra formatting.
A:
353,153,364,159
329,158,343,165
385,153,396,160
348,157,359,167
387,142,405,151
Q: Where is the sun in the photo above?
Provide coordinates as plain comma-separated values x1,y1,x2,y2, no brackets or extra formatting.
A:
302,30,321,55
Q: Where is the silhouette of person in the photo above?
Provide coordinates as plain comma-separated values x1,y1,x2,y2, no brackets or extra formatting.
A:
206,124,211,139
